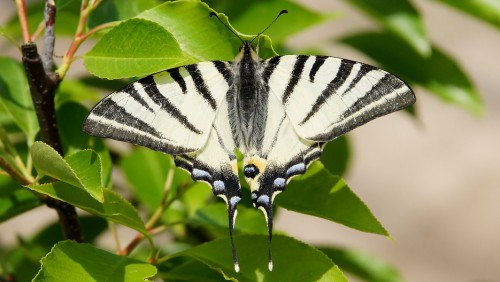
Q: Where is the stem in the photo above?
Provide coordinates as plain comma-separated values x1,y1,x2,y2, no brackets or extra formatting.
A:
0,157,31,185
120,163,180,257
56,0,106,80
0,125,34,181
145,164,176,229
14,0,30,43
119,226,166,257
31,20,45,42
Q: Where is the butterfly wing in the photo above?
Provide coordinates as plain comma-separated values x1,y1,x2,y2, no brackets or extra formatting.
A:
263,55,416,142
243,55,415,270
83,61,231,154
84,61,243,269
242,87,322,270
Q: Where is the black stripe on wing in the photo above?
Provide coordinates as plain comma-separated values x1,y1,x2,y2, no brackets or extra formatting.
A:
138,75,202,135
282,55,308,104
309,73,415,141
167,67,187,93
185,64,218,110
124,84,154,112
309,56,327,82
83,99,197,154
300,59,355,125
213,61,233,84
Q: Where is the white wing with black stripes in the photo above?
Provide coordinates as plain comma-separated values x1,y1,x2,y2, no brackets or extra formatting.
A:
263,55,415,142
83,41,415,273
84,62,231,155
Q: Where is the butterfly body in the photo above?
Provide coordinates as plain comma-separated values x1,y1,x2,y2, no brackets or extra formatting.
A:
84,40,415,272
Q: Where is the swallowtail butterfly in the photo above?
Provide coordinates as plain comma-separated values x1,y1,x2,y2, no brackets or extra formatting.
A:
83,10,416,272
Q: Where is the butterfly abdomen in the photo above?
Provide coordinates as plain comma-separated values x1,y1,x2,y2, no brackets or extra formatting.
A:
227,43,269,151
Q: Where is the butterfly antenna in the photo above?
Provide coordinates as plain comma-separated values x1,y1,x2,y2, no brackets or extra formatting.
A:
250,9,288,44
210,12,245,44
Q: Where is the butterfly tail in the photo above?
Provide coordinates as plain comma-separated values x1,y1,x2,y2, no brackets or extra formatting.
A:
227,200,240,272
253,192,274,271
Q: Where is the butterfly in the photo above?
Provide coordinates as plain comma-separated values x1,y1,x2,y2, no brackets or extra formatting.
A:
83,10,415,272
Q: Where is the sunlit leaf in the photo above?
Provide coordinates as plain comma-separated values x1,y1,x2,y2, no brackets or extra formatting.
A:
276,162,389,236
33,241,157,282
319,246,402,282
167,234,346,281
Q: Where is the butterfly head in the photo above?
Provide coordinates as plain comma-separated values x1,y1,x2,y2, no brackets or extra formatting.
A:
235,42,260,63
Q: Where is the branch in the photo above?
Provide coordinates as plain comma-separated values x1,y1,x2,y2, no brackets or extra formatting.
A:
42,0,56,72
21,42,83,243
56,0,106,79
21,43,62,154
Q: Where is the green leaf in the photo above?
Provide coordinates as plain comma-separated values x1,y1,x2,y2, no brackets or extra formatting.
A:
436,0,500,29
88,0,160,28
27,182,148,235
276,162,389,236
0,57,39,143
0,175,40,222
189,203,267,235
33,241,157,282
85,0,280,79
120,148,189,211
31,142,81,186
30,142,104,202
163,259,226,282
203,0,334,45
56,102,112,188
84,18,187,79
321,135,351,176
168,234,347,281
319,247,402,282
345,0,430,56
137,0,276,60
65,150,103,202
341,32,483,115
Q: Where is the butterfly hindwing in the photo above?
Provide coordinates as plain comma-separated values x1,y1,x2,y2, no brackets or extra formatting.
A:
83,61,233,154
263,55,415,142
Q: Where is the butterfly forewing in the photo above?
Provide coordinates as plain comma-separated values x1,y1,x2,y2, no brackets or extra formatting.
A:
264,55,415,142
83,61,232,155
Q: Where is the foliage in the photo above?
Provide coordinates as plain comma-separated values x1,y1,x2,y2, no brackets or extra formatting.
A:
0,0,494,281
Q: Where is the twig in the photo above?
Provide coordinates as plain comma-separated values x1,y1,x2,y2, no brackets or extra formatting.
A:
56,0,106,79
42,0,56,72
14,0,30,43
119,226,166,257
0,157,31,185
31,20,45,42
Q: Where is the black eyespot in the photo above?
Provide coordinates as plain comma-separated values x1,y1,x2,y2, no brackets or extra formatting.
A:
244,164,259,178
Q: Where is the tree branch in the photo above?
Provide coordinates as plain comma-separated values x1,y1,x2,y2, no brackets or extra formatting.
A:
42,0,56,72
21,42,83,243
